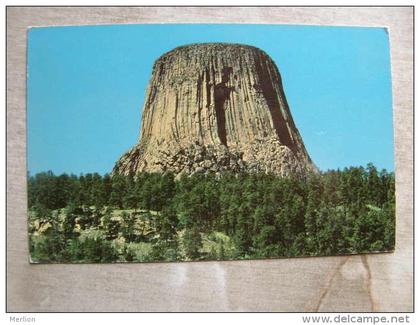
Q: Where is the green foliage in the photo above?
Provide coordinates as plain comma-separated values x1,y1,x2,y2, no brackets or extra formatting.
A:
67,230,119,262
109,174,127,209
120,211,138,242
182,227,202,260
28,164,396,263
124,242,153,262
202,232,236,260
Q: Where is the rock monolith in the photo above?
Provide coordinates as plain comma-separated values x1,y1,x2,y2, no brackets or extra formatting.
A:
114,43,317,176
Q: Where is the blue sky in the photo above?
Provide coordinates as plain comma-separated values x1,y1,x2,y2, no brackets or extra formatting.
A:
27,24,393,175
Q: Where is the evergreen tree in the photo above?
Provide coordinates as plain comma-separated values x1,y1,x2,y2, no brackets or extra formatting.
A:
27,164,396,263
109,174,127,209
91,173,105,210
183,226,202,259
121,211,136,242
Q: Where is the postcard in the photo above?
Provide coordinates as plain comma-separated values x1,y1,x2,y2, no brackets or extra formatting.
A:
27,24,394,263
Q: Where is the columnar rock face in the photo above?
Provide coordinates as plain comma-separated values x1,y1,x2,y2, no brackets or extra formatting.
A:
114,43,317,177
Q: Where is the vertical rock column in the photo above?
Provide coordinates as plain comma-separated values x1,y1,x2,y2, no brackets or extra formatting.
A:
114,43,317,176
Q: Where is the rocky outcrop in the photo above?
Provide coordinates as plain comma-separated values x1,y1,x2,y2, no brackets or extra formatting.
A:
114,43,317,177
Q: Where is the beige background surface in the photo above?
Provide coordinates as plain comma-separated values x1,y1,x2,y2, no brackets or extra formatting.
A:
6,7,413,312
